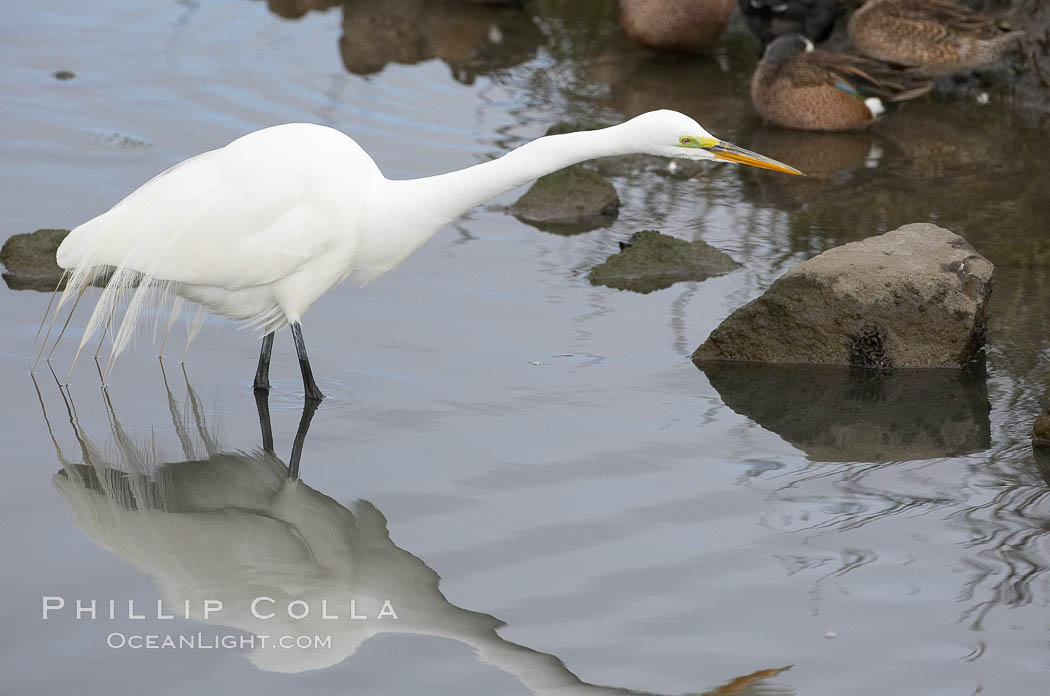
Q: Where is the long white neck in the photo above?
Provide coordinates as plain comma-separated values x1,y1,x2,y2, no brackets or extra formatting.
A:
377,124,638,232
349,123,646,283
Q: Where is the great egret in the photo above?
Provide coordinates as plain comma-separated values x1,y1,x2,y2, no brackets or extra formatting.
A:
848,0,1025,76
751,35,931,131
616,0,736,53
51,109,801,400
737,0,839,53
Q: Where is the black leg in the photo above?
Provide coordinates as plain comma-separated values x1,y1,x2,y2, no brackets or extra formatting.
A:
254,388,275,454
253,332,274,392
290,322,324,401
288,398,319,480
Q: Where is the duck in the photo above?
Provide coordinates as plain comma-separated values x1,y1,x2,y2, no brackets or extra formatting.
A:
617,0,737,52
750,34,931,131
847,0,1025,76
738,0,840,52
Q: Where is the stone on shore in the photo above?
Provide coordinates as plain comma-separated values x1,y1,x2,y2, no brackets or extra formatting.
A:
510,164,619,232
693,224,994,369
590,230,740,293
1,228,70,291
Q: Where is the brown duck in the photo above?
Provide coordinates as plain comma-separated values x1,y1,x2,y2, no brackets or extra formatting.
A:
848,0,1024,76
617,0,737,52
751,34,931,131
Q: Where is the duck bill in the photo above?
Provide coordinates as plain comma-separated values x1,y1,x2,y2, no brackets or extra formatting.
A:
707,141,804,176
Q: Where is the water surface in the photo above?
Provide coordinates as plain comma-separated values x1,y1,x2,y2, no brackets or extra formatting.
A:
2,1,1049,694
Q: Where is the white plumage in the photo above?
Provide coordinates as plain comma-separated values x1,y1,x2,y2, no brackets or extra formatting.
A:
58,125,379,340
49,110,801,398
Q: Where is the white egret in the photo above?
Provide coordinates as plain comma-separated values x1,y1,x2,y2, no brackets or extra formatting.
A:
51,109,801,400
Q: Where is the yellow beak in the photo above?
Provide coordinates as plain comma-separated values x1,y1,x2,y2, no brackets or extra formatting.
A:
706,140,804,176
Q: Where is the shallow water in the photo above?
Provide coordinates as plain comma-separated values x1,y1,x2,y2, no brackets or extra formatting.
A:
2,1,1049,694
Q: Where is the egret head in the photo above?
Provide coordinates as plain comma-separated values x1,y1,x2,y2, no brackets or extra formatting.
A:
624,109,803,175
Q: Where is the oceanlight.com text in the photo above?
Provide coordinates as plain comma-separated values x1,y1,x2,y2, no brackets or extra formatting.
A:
106,632,333,650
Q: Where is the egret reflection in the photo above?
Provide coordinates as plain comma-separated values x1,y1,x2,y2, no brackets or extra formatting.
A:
35,370,791,693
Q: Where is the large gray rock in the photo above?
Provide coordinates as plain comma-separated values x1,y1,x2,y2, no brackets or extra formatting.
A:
589,230,740,294
693,224,994,369
1,228,70,291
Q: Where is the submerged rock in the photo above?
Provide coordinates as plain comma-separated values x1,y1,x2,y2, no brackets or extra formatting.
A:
699,361,990,462
510,164,619,233
1,228,70,291
693,224,994,369
590,230,740,293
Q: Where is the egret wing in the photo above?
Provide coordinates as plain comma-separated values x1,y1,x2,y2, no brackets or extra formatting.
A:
59,144,335,290
52,123,379,371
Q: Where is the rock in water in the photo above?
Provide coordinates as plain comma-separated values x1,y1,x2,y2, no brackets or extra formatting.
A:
1034,408,1050,448
1,228,70,291
590,230,740,293
693,224,994,368
510,164,619,232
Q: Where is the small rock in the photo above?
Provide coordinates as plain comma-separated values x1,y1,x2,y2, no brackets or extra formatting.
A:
1,229,70,291
693,224,994,369
1034,408,1050,448
510,164,619,233
53,70,75,80
589,230,740,294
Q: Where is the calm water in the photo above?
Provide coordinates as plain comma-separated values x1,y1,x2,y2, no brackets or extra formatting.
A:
2,1,1049,694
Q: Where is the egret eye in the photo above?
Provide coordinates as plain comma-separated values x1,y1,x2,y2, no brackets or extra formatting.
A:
680,136,692,145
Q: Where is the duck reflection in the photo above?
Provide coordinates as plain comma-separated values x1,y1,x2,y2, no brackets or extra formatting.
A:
255,0,542,84
876,103,1010,181
339,0,543,84
261,0,341,20
37,369,791,693
697,361,991,462
732,101,1048,267
735,127,880,212
744,128,877,181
